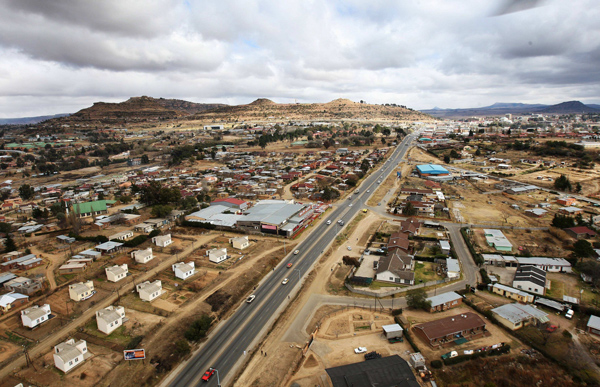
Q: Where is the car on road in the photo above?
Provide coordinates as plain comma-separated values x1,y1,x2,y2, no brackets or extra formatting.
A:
377,180,381,184
202,367,216,381
294,250,299,255
354,347,367,354
326,220,332,225
287,262,293,268
347,246,352,251
378,202,381,206
367,190,370,193
282,278,289,285
349,203,353,207
338,220,344,225
246,295,256,303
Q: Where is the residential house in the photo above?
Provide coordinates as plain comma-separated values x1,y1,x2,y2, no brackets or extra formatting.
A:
53,339,88,373
21,304,51,328
96,305,125,335
587,315,600,337
0,292,29,312
230,236,250,250
172,262,195,280
426,292,463,313
108,230,134,241
565,226,597,240
71,200,115,219
412,312,487,347
491,303,549,330
484,229,513,252
95,241,123,255
492,283,534,303
387,232,410,253
131,248,154,264
557,197,577,206
375,250,415,285
136,280,163,302
4,277,43,295
208,248,228,264
152,234,172,248
68,281,95,302
105,264,128,282
446,258,460,279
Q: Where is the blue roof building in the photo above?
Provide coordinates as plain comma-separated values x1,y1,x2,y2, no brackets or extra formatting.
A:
416,164,450,176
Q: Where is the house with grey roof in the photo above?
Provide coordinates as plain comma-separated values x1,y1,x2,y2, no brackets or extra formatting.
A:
208,248,228,264
491,303,549,330
53,339,88,373
172,262,195,280
587,315,600,337
426,291,463,313
375,250,415,285
105,264,128,282
152,234,172,247
68,281,95,302
21,304,51,328
131,248,153,264
136,280,163,302
96,305,125,335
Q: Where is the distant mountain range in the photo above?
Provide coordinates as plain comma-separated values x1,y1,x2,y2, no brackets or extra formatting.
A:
421,100,600,118
0,113,70,125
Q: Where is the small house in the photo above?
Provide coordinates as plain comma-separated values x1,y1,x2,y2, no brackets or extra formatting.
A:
172,262,195,280
96,305,125,335
136,280,163,302
21,304,51,328
426,291,463,313
0,292,29,312
131,248,153,264
68,281,95,302
208,248,228,264
152,234,172,248
53,339,88,373
230,236,250,250
105,264,128,282
587,315,600,337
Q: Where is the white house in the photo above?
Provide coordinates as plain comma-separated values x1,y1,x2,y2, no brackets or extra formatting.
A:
53,339,88,373
230,236,250,250
208,248,228,264
96,305,125,335
108,230,134,241
105,264,128,282
446,258,460,279
131,248,154,264
512,265,548,295
136,280,163,302
21,304,51,328
172,262,195,280
152,234,172,247
439,240,451,255
68,281,95,302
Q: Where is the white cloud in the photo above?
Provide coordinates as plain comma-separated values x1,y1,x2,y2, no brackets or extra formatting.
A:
0,0,598,117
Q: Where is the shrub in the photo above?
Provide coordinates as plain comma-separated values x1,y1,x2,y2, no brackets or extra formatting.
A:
126,335,144,350
562,330,573,339
431,360,443,369
184,314,214,342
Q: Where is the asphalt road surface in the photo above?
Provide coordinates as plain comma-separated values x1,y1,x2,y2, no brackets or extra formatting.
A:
166,134,419,386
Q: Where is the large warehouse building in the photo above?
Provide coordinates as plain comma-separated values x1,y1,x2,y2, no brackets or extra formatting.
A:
416,164,450,177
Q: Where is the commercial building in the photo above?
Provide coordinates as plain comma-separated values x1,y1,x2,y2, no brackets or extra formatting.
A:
413,312,487,347
236,200,314,238
484,229,513,252
325,355,419,387
491,303,549,330
512,265,548,295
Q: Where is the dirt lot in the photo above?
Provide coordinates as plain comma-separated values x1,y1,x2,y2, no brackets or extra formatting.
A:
471,227,571,257
15,343,119,387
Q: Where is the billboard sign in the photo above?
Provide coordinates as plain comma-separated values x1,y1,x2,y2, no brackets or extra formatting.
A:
124,349,146,360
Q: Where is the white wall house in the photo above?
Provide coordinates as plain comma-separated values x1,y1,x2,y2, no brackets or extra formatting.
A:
21,304,51,328
172,262,195,280
105,264,128,282
96,305,125,335
68,281,95,302
208,248,228,264
53,339,88,373
152,234,172,247
446,258,461,279
230,236,250,250
108,230,134,241
131,248,154,264
136,280,163,302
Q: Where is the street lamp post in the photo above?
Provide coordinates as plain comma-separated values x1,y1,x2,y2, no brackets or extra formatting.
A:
213,367,221,387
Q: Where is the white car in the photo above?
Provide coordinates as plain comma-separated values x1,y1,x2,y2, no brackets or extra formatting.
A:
349,203,353,207
326,220,332,225
246,295,256,303
347,246,352,251
354,347,367,354
367,190,370,193
294,250,300,255
282,278,289,285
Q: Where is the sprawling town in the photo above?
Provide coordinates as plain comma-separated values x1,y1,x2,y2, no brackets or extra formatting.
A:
0,101,598,387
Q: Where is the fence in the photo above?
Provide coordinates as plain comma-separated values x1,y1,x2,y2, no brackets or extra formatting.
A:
345,278,452,297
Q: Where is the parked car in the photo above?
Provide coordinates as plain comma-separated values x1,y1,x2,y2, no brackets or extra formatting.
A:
565,309,574,319
281,278,289,285
202,367,216,381
246,295,256,303
441,351,458,359
546,324,558,333
354,347,367,354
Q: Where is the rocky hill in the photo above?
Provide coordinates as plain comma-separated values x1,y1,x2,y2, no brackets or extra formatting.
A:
41,96,227,128
536,101,599,114
188,98,432,122
422,100,599,118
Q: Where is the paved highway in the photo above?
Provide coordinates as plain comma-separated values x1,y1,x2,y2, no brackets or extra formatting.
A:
166,134,419,386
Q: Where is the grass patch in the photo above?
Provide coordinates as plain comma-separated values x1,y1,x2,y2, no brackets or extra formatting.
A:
5,331,33,347
370,280,404,289
414,261,442,283
546,280,565,299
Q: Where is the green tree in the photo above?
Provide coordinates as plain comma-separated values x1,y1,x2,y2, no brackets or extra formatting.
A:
551,214,575,229
450,149,460,159
554,175,572,191
151,204,173,218
573,239,594,258
576,182,582,193
184,314,214,341
118,195,133,204
403,202,417,216
406,288,431,310
19,184,35,200
4,234,17,253
443,155,450,164
179,196,198,210
141,154,150,164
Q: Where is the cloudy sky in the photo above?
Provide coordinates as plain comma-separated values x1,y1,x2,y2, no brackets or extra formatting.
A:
0,0,598,117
